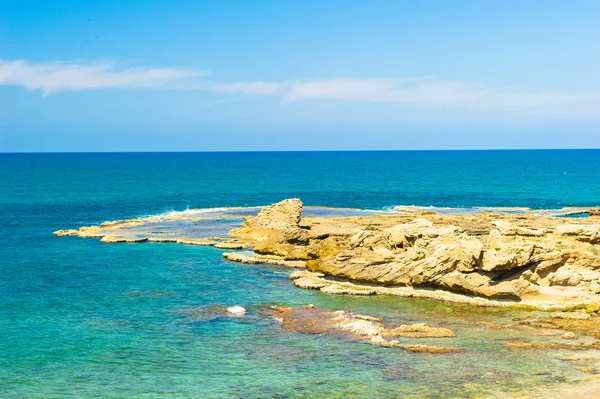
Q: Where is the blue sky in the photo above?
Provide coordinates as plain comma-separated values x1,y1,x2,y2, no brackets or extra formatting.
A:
1,0,599,151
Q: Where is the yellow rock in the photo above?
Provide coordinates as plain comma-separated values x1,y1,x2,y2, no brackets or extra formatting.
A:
586,303,600,313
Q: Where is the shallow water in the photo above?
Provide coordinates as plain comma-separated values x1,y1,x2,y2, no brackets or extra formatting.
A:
2,151,600,398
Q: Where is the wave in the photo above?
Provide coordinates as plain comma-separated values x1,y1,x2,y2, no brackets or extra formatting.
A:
141,203,592,221
392,205,591,217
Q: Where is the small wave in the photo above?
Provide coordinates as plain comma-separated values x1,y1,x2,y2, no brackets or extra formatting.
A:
392,205,591,216
142,206,259,219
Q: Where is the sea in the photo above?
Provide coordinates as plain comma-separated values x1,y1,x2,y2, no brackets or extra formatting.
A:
1,150,600,398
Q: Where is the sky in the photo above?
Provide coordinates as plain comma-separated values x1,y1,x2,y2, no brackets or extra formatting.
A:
0,0,599,152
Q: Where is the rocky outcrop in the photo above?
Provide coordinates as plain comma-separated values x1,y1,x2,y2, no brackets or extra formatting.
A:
227,199,600,309
556,224,600,243
243,198,303,230
53,198,600,309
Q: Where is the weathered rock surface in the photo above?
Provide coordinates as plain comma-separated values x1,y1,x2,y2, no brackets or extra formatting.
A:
54,198,600,309
226,199,600,309
243,198,303,230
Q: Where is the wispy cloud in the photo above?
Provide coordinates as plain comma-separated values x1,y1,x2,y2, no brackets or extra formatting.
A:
285,78,599,116
0,59,209,96
1,59,598,119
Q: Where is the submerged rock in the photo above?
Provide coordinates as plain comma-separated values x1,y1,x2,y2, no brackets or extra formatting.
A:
262,305,464,354
505,341,600,350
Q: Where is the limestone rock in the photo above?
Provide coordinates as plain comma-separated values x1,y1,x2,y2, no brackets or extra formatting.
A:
52,229,79,236
491,220,546,236
556,224,600,243
548,270,582,287
262,305,463,353
562,332,578,339
243,198,303,230
55,197,600,309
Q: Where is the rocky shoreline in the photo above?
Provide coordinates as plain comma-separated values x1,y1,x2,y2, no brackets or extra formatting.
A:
54,199,600,396
55,198,600,311
225,199,600,310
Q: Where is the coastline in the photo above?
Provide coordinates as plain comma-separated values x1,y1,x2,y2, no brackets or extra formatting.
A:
52,198,600,397
54,200,600,310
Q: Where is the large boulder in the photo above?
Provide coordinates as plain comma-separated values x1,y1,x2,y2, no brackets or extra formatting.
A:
244,198,303,230
229,199,308,246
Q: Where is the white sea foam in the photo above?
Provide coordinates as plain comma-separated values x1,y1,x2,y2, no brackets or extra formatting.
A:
226,305,247,315
141,206,258,220
392,205,590,217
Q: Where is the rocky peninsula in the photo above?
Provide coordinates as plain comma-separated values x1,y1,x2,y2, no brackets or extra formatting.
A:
227,199,600,310
55,198,600,311
54,199,600,395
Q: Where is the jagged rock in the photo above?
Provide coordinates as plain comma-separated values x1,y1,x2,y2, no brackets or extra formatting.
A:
243,198,303,230
491,220,546,236
590,281,600,294
548,270,582,287
556,224,600,243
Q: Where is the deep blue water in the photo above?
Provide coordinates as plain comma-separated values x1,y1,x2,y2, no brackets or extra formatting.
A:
1,150,600,398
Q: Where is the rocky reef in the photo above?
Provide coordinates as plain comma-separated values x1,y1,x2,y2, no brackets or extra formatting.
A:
54,198,600,310
262,305,464,354
225,199,600,310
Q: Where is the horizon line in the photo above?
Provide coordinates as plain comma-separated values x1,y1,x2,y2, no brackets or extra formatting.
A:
1,148,600,154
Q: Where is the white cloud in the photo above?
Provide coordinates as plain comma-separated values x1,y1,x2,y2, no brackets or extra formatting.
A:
286,79,399,102
0,59,208,96
285,78,600,117
1,59,598,119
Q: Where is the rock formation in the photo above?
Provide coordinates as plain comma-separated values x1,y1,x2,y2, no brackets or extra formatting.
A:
53,198,600,310
262,306,464,354
223,199,600,309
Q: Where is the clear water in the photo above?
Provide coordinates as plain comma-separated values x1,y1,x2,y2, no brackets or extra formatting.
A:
2,150,600,398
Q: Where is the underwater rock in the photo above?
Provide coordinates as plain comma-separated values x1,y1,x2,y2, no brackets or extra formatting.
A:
505,341,600,350
520,313,600,339
262,306,463,354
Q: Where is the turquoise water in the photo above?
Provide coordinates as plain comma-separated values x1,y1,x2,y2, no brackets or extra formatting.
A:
2,150,600,398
